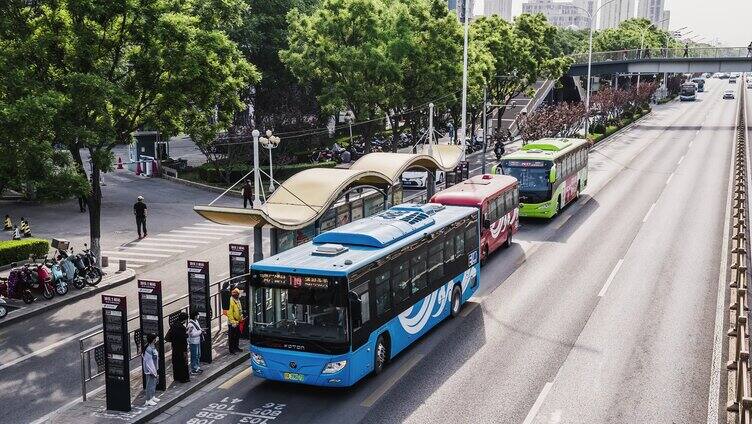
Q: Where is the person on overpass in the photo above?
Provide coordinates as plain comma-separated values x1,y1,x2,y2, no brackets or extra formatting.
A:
133,195,148,238
748,42,752,57
242,179,252,208
683,43,689,58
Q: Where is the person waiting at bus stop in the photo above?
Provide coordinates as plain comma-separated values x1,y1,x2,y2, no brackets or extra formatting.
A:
167,312,190,383
227,288,243,354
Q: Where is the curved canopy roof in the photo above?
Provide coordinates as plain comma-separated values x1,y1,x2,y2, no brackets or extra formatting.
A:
194,145,464,230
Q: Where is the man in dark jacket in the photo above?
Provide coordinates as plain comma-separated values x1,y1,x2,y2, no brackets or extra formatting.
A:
168,312,190,383
134,196,148,238
242,179,252,208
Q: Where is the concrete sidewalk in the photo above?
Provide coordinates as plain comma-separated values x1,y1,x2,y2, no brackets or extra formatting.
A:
44,331,250,424
0,267,136,329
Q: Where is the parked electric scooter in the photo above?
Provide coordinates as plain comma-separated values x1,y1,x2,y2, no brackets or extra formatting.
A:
43,257,68,295
80,244,103,286
55,250,86,289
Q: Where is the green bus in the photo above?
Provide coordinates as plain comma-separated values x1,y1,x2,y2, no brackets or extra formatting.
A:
491,138,588,218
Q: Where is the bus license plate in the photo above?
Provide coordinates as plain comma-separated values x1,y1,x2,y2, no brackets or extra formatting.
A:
283,372,304,381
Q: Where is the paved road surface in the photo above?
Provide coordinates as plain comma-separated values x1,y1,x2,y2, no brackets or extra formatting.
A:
146,79,739,424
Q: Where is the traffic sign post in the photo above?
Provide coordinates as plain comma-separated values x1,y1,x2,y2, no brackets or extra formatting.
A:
137,280,165,390
187,260,212,363
101,295,131,412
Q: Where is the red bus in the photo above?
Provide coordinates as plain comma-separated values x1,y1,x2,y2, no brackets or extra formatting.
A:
430,174,519,264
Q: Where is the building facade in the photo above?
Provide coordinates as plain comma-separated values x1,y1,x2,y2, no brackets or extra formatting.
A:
448,0,476,22
599,0,633,29
483,0,513,20
638,0,669,29
521,0,595,30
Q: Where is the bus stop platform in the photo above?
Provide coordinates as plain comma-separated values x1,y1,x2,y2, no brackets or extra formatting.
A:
40,336,250,423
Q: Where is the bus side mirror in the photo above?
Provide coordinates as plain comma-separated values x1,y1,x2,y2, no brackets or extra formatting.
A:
549,166,557,183
348,291,362,328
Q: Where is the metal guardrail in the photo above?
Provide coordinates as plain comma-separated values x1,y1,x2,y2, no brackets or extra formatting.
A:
727,81,752,423
570,47,750,65
78,276,239,400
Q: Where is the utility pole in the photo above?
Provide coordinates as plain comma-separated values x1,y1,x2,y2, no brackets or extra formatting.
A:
459,0,470,160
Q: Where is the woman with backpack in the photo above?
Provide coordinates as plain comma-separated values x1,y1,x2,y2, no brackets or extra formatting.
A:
187,310,205,374
142,333,160,407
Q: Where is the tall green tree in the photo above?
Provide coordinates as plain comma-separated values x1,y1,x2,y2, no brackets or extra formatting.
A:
281,0,403,152
592,18,677,52
2,0,258,258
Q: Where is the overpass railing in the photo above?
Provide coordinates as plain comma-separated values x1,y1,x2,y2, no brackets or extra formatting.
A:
727,78,752,424
570,47,749,65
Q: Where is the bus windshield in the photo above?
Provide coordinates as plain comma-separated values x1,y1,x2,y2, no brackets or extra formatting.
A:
501,160,552,192
252,283,348,344
681,84,696,95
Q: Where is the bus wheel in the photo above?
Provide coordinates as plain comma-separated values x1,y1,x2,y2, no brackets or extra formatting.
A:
504,233,513,248
450,285,462,318
556,196,562,216
374,335,389,375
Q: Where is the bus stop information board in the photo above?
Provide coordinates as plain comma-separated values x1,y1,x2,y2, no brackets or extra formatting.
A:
138,280,165,390
101,295,130,412
187,260,212,363
229,244,249,278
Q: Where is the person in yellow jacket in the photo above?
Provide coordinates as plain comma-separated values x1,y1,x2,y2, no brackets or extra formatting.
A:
227,288,243,354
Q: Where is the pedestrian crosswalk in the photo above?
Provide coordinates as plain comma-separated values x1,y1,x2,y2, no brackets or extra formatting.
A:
102,221,248,269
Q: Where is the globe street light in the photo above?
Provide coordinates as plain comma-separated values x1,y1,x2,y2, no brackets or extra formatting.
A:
259,130,281,192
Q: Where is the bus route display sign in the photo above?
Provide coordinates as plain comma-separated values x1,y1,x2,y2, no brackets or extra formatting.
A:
255,272,330,290
101,294,130,412
229,244,249,278
137,279,165,390
188,260,212,363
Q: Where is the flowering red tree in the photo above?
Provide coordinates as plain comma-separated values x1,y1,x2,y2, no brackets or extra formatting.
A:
518,101,586,143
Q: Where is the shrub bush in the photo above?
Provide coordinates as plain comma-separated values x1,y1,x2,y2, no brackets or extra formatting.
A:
0,238,50,266
192,161,338,185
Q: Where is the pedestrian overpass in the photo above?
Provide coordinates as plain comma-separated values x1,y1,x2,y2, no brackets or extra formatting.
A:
568,47,752,76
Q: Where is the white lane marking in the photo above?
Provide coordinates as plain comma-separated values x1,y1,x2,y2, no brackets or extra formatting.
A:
117,246,184,253
598,259,624,298
105,257,157,263
361,353,425,407
707,82,741,424
677,155,685,165
522,382,554,424
182,226,238,234
130,241,198,249
195,222,248,230
102,251,170,258
666,173,674,185
0,326,101,371
172,230,222,240
144,235,210,244
642,203,656,223
161,232,216,238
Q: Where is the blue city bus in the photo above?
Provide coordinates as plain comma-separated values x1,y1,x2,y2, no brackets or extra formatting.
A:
249,203,481,387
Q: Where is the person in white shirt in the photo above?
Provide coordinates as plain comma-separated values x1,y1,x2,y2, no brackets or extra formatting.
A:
142,333,160,406
187,310,205,374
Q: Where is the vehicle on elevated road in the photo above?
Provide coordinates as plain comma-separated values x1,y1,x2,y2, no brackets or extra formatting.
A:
724,90,735,99
691,78,705,92
680,83,697,101
492,138,588,218
431,174,519,264
249,203,480,387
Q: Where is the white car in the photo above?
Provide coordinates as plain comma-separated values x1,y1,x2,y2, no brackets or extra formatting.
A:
747,82,752,89
723,90,735,99
401,170,445,189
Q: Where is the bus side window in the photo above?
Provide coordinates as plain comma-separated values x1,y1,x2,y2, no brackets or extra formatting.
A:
428,240,444,286
352,282,370,330
465,226,478,255
445,233,455,263
392,261,410,303
411,246,427,294
489,197,498,222
374,270,392,317
513,188,519,207
454,229,465,259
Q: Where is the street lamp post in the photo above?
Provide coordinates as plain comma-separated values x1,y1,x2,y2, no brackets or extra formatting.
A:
575,0,616,138
259,130,281,192
251,129,261,208
459,0,471,160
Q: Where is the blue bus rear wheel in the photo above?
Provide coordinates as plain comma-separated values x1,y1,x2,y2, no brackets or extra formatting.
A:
450,285,462,318
374,335,389,375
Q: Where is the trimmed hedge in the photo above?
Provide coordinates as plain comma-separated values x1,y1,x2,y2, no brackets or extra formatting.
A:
194,161,337,184
0,238,50,266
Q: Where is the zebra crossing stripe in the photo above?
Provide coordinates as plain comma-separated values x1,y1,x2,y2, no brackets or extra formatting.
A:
195,222,249,229
104,257,158,263
102,251,170,258
182,226,239,234
121,246,185,253
129,241,198,249
146,237,210,244
169,230,222,239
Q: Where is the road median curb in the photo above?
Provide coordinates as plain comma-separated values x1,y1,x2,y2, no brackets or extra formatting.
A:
0,268,136,329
